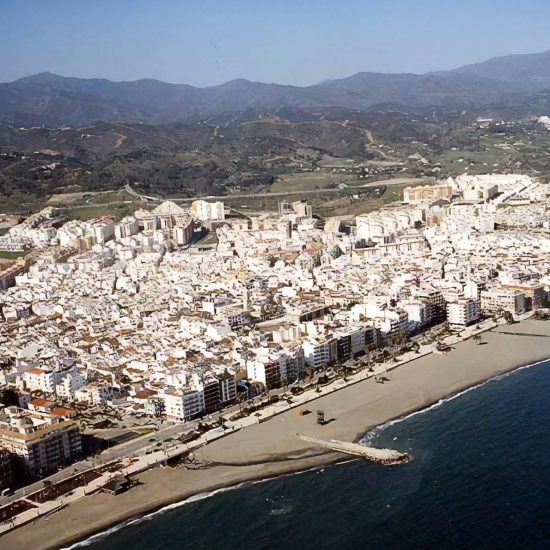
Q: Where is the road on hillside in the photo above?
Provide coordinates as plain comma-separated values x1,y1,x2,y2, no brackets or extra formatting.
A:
46,177,432,213
123,177,431,204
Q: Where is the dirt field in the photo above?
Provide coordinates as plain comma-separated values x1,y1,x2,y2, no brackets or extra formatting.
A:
270,171,358,193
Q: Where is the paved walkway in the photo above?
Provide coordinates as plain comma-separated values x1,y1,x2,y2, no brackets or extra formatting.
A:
0,316,501,537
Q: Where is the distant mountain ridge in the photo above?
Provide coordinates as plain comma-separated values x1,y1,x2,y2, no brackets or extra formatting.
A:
2,48,550,126
451,49,550,88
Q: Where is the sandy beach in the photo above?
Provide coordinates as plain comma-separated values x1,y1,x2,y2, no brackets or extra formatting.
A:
3,319,550,550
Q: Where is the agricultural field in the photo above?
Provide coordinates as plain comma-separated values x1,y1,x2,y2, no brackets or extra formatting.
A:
314,183,412,218
65,202,142,222
430,147,509,176
0,250,27,260
270,171,357,193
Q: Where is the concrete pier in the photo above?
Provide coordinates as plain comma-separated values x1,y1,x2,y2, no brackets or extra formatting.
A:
297,434,410,465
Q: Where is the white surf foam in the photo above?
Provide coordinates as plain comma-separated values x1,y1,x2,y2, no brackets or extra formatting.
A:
63,357,550,548
361,357,550,444
60,461,353,548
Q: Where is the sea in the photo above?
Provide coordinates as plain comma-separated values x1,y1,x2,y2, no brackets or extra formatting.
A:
75,360,550,550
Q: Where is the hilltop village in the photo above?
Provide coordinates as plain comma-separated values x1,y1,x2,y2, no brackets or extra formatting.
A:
1,174,550,488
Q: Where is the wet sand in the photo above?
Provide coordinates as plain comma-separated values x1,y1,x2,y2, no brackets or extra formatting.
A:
3,319,550,550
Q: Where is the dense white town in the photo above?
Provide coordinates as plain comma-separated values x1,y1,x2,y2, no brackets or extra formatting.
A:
1,174,550,491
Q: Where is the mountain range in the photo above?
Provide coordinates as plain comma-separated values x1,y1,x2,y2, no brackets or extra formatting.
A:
2,49,550,127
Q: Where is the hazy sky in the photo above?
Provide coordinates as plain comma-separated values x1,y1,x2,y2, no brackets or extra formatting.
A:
1,0,550,86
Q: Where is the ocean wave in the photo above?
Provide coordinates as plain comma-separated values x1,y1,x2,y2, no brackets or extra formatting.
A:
60,461,352,549
361,357,550,445
63,358,550,548
61,483,252,549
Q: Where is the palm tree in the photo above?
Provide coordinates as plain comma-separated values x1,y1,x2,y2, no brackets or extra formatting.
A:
43,479,53,497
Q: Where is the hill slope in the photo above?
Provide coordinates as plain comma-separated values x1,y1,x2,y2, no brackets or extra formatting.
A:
0,70,516,127
4,47,550,127
451,49,550,88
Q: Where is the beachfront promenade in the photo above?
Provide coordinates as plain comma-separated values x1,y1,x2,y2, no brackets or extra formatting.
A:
0,316,500,538
5,317,550,550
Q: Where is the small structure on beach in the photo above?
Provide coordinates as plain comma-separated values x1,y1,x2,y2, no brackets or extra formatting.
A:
316,410,325,424
102,474,131,495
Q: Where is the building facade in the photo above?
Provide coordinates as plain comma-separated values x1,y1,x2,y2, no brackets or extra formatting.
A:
0,407,82,480
447,299,481,326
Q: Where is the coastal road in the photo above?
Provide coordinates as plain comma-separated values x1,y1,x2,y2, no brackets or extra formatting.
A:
0,459,94,505
5,318,550,550
0,382,318,507
0,420,195,507
0,317,493,508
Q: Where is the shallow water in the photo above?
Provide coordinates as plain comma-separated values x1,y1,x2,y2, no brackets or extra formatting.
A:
80,359,550,550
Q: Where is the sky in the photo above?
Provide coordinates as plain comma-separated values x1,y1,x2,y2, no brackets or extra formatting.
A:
1,0,550,86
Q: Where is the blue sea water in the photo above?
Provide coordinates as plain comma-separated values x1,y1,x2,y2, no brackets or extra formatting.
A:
82,361,550,550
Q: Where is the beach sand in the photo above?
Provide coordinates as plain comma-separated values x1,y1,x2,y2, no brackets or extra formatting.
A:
3,319,550,550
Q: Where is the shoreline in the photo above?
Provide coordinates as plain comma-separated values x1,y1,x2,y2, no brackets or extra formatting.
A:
72,353,549,549
4,319,550,550
62,458,355,550
64,363,543,550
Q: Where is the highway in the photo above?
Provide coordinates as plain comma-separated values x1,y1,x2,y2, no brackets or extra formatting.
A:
123,177,431,203
56,177,432,214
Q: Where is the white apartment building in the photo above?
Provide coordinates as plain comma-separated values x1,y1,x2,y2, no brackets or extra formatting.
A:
403,301,431,329
462,181,499,202
275,347,305,383
55,372,86,399
0,407,82,479
356,208,421,243
92,219,115,245
348,326,368,355
447,299,481,326
115,217,139,240
162,389,205,421
183,389,205,419
480,288,526,316
372,310,409,338
163,391,185,420
190,200,225,222
74,383,117,405
218,370,237,403
302,337,337,368
246,360,267,386
22,368,60,395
